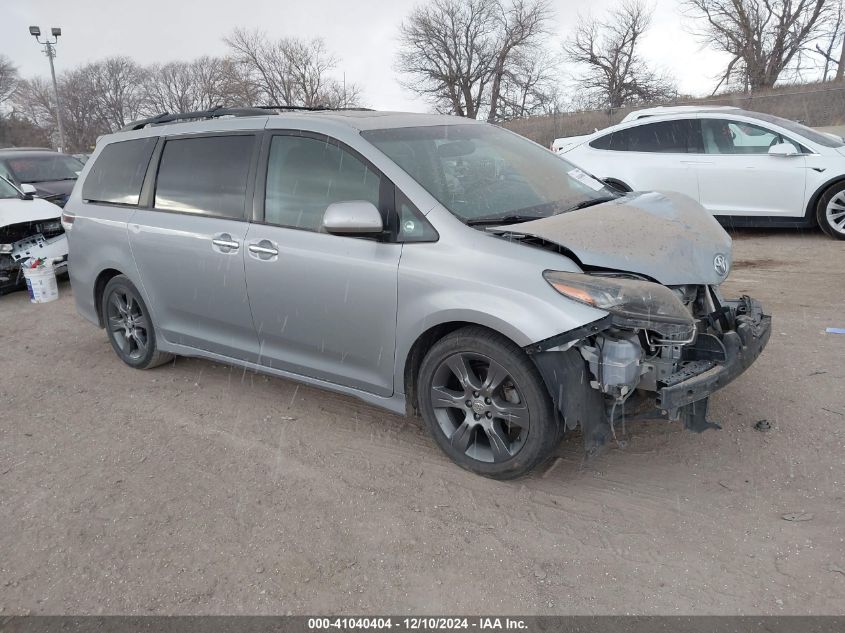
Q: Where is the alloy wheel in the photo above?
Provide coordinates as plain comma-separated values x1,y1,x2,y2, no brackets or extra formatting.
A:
106,290,149,361
826,191,845,235
429,352,529,463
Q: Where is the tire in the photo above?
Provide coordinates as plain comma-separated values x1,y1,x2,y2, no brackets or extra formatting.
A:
417,326,558,479
816,181,845,240
101,275,173,369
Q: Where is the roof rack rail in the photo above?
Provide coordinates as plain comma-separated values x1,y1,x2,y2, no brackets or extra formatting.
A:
0,146,56,152
120,104,376,132
120,106,270,132
255,105,375,112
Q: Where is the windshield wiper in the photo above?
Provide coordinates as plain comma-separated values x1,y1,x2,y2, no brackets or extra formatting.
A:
465,214,542,227
559,196,617,214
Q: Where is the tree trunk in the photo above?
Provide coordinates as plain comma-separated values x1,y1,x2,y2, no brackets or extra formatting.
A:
487,52,508,123
837,33,845,81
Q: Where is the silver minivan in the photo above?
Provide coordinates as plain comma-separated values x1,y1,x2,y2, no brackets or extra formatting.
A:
65,107,771,478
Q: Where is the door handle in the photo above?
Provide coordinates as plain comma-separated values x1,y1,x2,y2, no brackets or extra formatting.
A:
212,238,240,249
248,243,279,257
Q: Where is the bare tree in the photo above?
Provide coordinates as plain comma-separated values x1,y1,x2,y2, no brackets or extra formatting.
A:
396,0,499,118
815,0,845,80
496,46,562,119
486,0,552,121
82,57,147,129
58,68,110,151
564,1,676,109
0,55,18,109
144,57,242,113
11,72,107,152
685,0,832,92
225,29,360,107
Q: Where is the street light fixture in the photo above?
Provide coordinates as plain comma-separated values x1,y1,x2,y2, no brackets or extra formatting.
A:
28,25,66,152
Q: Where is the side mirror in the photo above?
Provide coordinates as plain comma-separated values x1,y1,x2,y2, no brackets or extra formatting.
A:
768,142,800,157
20,183,37,194
321,201,383,236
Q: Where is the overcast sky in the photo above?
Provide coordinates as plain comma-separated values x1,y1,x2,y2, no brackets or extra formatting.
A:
3,0,733,111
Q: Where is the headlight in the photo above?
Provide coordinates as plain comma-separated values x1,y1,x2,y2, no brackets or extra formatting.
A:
543,270,695,335
0,244,12,254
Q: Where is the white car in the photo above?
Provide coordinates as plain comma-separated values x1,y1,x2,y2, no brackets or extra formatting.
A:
0,176,68,293
555,108,845,239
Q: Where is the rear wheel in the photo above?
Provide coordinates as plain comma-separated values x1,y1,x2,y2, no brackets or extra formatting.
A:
417,327,558,479
817,182,845,240
102,275,173,369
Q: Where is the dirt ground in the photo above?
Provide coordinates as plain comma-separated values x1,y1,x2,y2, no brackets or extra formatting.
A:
1,229,843,616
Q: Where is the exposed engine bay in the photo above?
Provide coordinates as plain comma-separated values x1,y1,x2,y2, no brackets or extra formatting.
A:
529,281,771,456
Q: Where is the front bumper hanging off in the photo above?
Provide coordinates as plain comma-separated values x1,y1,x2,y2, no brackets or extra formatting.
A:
530,294,771,454
658,296,771,424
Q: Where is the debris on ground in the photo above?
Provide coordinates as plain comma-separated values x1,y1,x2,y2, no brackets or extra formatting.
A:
754,419,771,432
781,512,814,522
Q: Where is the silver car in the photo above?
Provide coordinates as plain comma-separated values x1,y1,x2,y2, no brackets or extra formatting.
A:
65,108,771,479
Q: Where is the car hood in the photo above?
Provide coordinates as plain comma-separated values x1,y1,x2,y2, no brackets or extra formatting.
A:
493,191,733,285
0,197,62,227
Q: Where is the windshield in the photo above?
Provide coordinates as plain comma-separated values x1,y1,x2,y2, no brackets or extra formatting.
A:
6,154,83,183
362,124,615,223
739,111,844,148
0,176,20,199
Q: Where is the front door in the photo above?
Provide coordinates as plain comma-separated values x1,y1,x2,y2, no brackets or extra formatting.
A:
244,132,402,396
694,118,807,218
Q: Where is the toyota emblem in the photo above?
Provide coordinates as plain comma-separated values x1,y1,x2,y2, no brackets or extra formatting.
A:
714,254,729,277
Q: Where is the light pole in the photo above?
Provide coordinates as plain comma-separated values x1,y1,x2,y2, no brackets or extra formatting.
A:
28,26,66,152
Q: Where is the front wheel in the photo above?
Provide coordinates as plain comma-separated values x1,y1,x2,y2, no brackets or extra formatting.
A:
817,182,845,240
417,327,558,479
102,275,173,369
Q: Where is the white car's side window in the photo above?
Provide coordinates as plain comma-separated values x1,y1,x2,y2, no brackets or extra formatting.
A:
700,119,799,155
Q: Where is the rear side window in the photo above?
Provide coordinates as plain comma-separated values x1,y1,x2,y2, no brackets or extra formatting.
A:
264,135,381,231
590,120,701,153
82,138,156,205
155,135,254,219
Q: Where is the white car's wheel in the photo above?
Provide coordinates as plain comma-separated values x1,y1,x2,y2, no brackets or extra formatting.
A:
817,182,845,240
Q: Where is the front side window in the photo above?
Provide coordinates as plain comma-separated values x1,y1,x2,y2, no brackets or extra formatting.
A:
155,135,255,218
82,138,157,205
0,176,20,199
701,119,796,155
7,154,83,183
740,111,843,148
590,120,701,153
264,135,381,231
363,124,614,224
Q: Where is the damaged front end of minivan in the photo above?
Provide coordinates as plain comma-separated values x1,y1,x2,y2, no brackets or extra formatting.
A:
496,192,771,455
528,274,770,455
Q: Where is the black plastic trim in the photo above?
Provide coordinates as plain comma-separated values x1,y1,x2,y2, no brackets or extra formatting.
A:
524,316,613,355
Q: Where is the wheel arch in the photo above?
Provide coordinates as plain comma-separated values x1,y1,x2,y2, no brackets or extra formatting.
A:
805,174,845,223
400,319,526,417
93,268,125,328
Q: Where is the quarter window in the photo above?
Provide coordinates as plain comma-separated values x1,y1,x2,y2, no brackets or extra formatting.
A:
82,138,157,206
155,135,255,219
590,120,702,153
264,135,381,231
